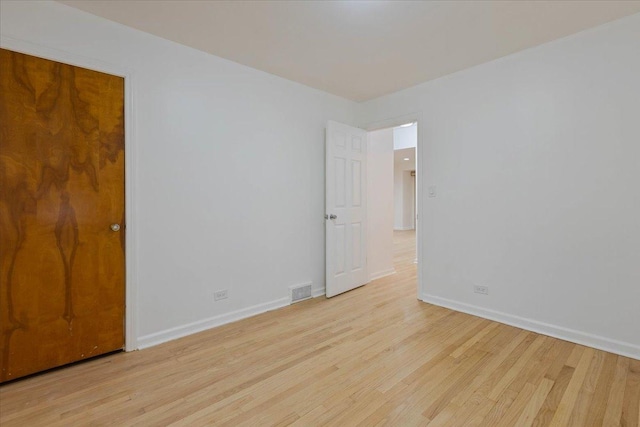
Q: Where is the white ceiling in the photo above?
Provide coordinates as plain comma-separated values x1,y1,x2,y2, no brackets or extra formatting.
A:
394,147,415,170
59,1,640,102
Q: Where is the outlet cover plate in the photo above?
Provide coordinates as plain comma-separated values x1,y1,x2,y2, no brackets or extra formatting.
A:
474,285,489,295
214,290,228,301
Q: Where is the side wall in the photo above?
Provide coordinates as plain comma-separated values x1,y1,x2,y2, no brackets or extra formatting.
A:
0,1,358,348
402,171,415,230
367,128,395,280
394,149,417,231
360,13,640,358
393,167,405,230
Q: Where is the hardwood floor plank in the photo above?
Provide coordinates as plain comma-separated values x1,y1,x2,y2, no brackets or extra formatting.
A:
567,349,605,426
532,364,576,426
565,345,587,368
449,329,529,407
549,347,596,426
584,352,619,426
603,356,631,426
487,335,547,400
514,378,555,427
450,322,500,358
480,388,519,426
621,359,640,427
494,381,537,426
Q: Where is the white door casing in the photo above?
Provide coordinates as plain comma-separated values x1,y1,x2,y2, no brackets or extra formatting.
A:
326,121,368,298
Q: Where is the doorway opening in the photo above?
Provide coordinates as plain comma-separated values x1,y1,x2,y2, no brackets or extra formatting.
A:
366,121,418,295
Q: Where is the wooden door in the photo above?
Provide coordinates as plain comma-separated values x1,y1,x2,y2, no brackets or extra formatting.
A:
0,48,125,382
325,121,368,298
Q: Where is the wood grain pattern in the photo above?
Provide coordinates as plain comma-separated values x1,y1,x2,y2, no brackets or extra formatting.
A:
0,231,638,426
0,48,125,382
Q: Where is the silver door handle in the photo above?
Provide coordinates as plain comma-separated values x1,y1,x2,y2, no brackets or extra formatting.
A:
110,224,121,232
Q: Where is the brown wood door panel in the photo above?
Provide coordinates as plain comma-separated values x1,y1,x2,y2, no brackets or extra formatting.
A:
0,48,125,382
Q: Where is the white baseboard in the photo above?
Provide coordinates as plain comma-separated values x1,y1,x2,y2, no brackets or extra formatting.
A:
311,286,326,298
394,226,415,231
422,293,640,361
369,268,396,281
137,297,290,349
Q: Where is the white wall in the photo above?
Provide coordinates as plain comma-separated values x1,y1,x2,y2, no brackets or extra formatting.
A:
0,1,358,348
402,171,415,229
366,129,395,280
394,148,416,230
360,13,640,358
393,168,404,230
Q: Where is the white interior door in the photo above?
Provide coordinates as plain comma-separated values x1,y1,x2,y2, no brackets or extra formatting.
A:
326,121,368,298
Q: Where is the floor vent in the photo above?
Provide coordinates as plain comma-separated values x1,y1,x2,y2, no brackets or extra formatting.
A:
290,283,312,303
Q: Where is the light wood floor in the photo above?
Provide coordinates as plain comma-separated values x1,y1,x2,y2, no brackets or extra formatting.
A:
1,230,638,426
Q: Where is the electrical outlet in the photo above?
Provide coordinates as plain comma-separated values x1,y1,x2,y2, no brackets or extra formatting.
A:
214,290,228,301
474,285,489,295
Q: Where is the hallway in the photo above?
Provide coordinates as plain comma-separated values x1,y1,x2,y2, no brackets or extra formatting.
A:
391,229,417,281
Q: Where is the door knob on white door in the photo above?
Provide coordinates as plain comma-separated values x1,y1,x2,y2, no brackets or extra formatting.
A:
329,214,337,220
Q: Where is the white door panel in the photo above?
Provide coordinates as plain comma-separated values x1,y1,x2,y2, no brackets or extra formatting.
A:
326,121,368,298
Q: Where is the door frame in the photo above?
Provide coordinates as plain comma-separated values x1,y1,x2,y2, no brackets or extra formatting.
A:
362,112,424,300
1,36,139,351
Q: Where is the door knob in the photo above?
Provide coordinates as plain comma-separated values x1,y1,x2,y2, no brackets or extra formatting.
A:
329,214,337,220
110,223,121,232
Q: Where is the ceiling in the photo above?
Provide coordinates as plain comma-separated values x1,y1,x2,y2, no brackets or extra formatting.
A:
58,1,640,102
394,147,415,170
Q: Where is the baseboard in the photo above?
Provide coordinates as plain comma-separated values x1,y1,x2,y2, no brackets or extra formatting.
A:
422,293,640,360
394,227,415,231
369,268,396,281
311,286,326,298
137,297,290,349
